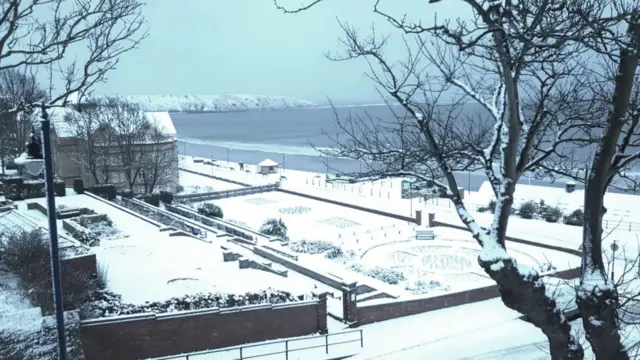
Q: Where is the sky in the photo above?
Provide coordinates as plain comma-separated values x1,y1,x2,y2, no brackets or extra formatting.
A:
86,0,464,105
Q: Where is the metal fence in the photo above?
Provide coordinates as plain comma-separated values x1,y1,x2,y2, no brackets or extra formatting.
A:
174,184,279,202
150,329,364,360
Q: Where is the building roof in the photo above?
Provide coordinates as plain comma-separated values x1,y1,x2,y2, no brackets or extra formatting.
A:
258,158,279,167
52,109,176,139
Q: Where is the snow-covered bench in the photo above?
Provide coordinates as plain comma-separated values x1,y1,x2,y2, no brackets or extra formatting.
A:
415,228,435,240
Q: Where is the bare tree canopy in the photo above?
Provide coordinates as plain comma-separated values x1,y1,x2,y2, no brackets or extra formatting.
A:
0,0,147,113
275,0,640,359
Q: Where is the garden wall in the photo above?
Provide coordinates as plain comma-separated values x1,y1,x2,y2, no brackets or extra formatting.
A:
354,266,580,326
179,167,252,186
80,297,328,360
428,214,582,256
278,188,422,225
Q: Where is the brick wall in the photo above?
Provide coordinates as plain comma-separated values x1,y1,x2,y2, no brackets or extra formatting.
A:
62,253,98,279
355,285,500,326
81,298,328,360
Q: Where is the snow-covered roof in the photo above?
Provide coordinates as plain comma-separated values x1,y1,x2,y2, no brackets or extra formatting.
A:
145,112,176,135
258,159,279,167
53,110,176,138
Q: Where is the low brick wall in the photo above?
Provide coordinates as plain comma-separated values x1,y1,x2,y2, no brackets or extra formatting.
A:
80,298,328,360
429,218,582,257
356,285,500,325
62,253,98,279
278,188,422,225
254,245,346,290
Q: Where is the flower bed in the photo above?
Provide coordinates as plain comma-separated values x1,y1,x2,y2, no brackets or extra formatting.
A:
84,289,297,318
114,198,202,237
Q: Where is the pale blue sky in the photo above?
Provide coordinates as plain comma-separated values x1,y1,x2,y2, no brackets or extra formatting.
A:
90,0,461,104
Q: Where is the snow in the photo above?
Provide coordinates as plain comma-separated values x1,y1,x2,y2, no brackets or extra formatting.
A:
52,110,177,139
178,170,245,193
258,158,279,167
146,111,177,135
0,272,32,315
87,94,315,112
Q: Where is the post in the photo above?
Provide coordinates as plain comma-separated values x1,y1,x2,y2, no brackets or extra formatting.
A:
41,112,67,360
360,329,364,347
239,347,243,360
285,340,289,360
467,171,471,194
611,240,618,283
325,334,329,354
409,182,413,216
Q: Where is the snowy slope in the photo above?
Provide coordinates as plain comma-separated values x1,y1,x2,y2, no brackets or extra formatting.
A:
87,94,315,112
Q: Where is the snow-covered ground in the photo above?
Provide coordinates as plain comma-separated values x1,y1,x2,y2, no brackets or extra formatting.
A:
88,94,314,112
178,170,245,193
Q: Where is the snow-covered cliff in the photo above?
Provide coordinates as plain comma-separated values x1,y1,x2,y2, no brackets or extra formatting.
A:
87,94,314,112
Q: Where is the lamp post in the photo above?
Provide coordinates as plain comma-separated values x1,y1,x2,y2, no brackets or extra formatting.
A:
611,240,619,283
15,106,67,360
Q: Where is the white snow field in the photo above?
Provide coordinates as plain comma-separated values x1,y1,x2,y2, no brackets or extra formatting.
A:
87,94,314,112
178,169,245,193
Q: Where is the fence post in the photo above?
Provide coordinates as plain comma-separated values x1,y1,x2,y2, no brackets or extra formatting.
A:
239,347,243,360
285,340,289,360
325,334,329,354
360,329,364,347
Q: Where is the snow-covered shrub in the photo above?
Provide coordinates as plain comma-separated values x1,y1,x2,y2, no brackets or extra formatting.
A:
83,288,297,318
348,263,406,285
259,218,288,239
324,247,356,262
540,205,563,223
289,239,337,254
197,203,224,219
159,190,174,204
176,185,185,193
518,200,537,219
74,214,122,243
142,193,160,207
88,184,116,200
563,209,583,226
405,280,451,294
1,229,105,313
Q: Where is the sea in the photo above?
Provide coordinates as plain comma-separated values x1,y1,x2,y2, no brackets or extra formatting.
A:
171,105,633,192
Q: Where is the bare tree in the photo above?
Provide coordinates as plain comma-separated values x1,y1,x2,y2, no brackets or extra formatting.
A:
0,69,47,173
0,0,147,116
275,0,638,359
140,124,178,194
62,104,118,185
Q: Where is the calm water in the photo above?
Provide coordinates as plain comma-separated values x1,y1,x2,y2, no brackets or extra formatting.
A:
171,105,631,192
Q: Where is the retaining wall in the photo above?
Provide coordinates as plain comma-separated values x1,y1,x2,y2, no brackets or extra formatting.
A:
278,188,422,225
80,298,328,360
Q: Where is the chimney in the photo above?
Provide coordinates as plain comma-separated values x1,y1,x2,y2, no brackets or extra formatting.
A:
565,181,576,193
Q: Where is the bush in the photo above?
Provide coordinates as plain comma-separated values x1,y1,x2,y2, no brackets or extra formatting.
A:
89,184,116,200
518,200,537,219
0,229,104,313
289,239,337,254
143,193,160,207
197,203,224,219
540,205,563,223
405,279,450,294
118,190,135,199
83,288,296,319
158,190,174,204
176,184,185,193
73,179,84,194
348,263,406,284
324,247,356,262
2,179,65,200
563,208,584,226
488,200,497,213
259,218,288,239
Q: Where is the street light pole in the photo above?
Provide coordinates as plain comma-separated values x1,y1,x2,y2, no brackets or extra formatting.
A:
611,240,619,283
41,106,68,360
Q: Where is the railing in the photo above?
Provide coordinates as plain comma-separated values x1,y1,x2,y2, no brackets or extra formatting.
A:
149,329,364,360
175,184,279,202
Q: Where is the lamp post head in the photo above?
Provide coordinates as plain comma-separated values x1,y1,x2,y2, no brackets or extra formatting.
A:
611,240,619,253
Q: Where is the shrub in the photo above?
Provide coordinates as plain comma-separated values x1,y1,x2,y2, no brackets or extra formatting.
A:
143,193,160,207
118,190,135,199
540,205,563,223
259,218,288,239
176,184,185,193
3,179,65,200
518,200,537,219
73,179,84,194
405,279,450,294
83,288,296,319
324,247,355,262
158,190,174,204
0,228,104,313
289,239,337,254
89,184,116,200
197,203,224,219
348,263,406,284
563,209,584,226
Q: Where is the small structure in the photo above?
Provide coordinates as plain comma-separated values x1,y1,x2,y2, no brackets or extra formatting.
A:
257,159,279,175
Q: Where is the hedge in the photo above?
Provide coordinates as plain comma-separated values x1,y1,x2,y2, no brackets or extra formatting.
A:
2,177,66,200
87,184,117,200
